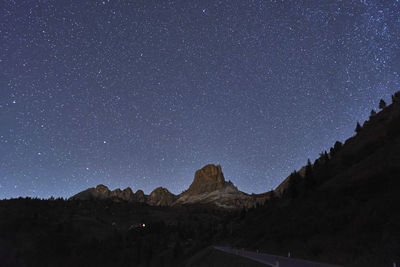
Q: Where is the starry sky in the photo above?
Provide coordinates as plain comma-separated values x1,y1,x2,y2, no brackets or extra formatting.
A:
1,0,400,199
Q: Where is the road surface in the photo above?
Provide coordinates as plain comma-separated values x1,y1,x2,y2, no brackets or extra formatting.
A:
214,246,342,267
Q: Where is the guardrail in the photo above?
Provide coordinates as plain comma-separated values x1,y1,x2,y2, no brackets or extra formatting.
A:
214,246,343,267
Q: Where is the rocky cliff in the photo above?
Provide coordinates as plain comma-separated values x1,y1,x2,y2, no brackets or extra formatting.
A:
174,164,267,209
183,164,227,195
70,164,269,209
70,185,139,202
148,187,176,206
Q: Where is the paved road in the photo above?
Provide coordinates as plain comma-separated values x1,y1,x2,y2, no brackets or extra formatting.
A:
214,246,342,267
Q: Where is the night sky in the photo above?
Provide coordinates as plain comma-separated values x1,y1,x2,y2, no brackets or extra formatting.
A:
1,0,399,199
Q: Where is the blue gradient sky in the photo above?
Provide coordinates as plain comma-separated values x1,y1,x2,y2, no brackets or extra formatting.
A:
1,0,399,198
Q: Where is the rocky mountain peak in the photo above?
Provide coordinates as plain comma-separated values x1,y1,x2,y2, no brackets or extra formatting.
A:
150,187,171,196
70,164,267,209
122,187,133,195
69,184,111,200
95,184,110,195
134,190,146,202
148,187,176,206
183,164,231,195
110,187,134,201
173,164,268,209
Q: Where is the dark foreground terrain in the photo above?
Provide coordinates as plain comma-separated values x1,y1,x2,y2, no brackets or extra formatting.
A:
1,94,400,267
0,198,238,267
226,95,400,266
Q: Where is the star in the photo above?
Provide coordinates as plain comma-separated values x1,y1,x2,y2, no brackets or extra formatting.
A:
1,0,399,199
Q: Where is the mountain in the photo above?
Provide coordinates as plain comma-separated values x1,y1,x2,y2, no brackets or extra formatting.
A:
183,164,227,195
148,187,176,206
110,187,134,201
71,92,400,209
275,165,306,196
175,164,268,209
70,164,268,209
70,184,136,202
133,189,146,202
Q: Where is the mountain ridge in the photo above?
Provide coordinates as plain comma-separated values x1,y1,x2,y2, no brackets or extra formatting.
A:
70,164,269,209
71,92,400,210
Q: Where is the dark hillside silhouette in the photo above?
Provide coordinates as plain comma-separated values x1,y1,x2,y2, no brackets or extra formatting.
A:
227,92,400,267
